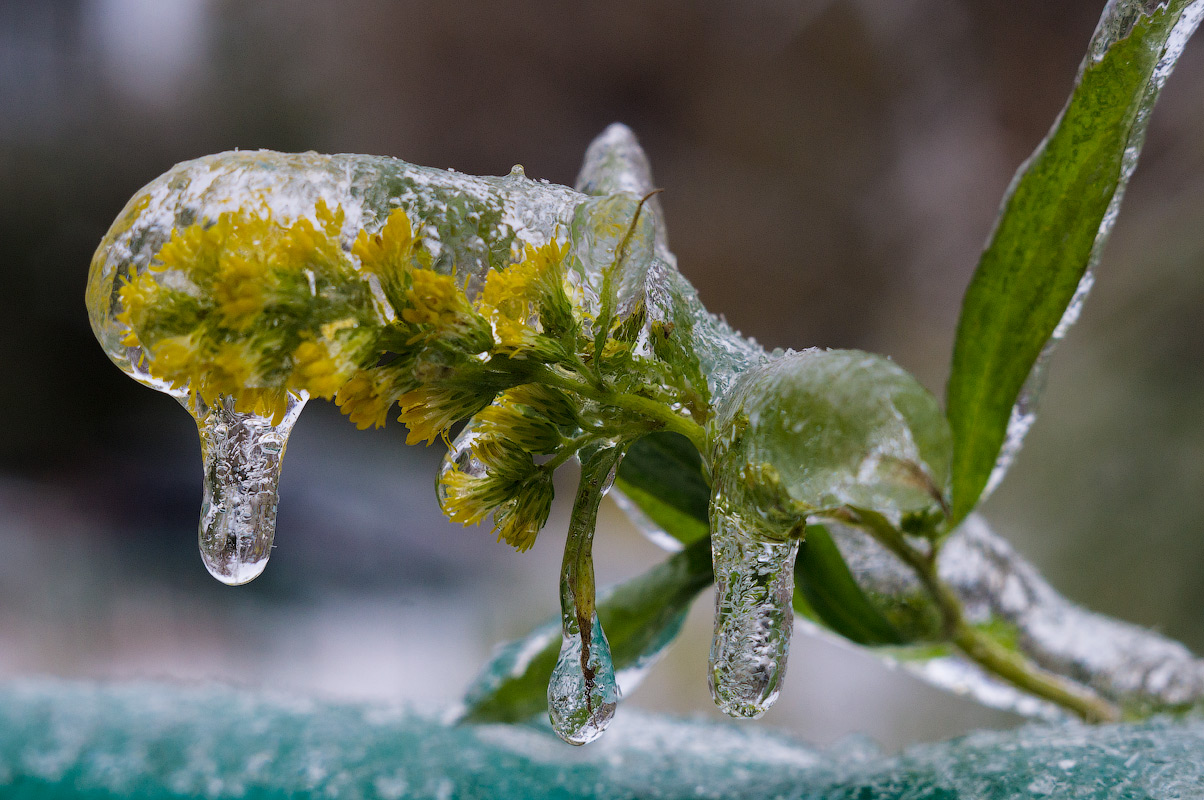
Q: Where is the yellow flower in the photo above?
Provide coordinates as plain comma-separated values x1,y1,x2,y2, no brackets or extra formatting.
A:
436,437,554,551
353,208,421,313
154,213,231,282
209,342,256,393
151,335,203,391
353,208,417,276
438,467,496,527
396,384,491,446
402,270,466,328
335,371,395,430
477,240,573,355
283,200,347,271
490,472,554,552
289,339,348,400
474,399,562,454
115,271,161,347
214,250,269,330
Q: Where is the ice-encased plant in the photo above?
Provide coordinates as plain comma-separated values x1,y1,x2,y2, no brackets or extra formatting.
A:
86,0,1204,745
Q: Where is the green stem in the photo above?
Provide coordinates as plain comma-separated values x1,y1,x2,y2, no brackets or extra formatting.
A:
840,508,1120,724
535,367,707,453
560,445,625,701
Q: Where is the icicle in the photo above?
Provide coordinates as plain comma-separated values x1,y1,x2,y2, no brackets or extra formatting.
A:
708,505,800,719
548,446,622,745
192,393,306,585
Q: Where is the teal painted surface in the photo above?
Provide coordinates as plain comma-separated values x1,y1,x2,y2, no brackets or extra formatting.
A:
3,681,1204,798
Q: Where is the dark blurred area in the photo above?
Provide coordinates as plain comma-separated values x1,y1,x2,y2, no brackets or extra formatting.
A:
2,0,1204,750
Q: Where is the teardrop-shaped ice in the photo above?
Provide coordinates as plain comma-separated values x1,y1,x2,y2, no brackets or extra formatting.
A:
548,606,619,745
194,393,306,585
708,505,800,719
436,422,489,514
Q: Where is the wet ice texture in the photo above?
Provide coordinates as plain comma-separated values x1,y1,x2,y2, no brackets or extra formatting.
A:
7,680,1204,799
547,611,619,745
194,393,306,585
709,519,799,718
823,514,1204,714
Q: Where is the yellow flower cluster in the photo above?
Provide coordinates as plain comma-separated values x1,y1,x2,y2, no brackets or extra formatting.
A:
439,429,557,552
477,241,573,355
436,385,578,551
116,202,377,420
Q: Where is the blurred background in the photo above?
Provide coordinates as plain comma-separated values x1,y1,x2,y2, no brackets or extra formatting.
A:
3,0,1204,753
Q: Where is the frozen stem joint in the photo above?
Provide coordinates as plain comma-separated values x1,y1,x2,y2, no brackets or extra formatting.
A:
706,348,951,717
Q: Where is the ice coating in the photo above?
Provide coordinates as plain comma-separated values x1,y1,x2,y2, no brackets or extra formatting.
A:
194,393,306,585
85,150,586,381
708,349,951,527
814,514,1204,713
708,512,799,718
980,0,1204,501
940,515,1204,710
548,610,620,745
436,423,487,514
549,446,623,745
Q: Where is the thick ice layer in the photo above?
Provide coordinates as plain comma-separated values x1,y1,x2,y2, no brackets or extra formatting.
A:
8,680,1204,799
709,512,799,718
194,393,306,585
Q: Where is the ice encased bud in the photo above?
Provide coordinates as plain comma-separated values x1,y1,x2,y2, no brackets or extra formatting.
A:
710,348,952,527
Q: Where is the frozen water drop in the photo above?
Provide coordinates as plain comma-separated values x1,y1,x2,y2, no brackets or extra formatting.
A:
708,507,800,719
436,424,488,513
548,610,619,745
194,393,306,586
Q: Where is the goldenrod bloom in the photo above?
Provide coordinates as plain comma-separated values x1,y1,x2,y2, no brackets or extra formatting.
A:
396,384,490,446
151,335,204,391
490,471,554,551
214,250,269,330
290,340,348,400
477,240,573,355
475,399,562,455
335,371,396,430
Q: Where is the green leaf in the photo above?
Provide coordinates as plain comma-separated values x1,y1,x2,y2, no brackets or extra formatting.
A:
946,0,1200,523
795,525,906,646
614,431,711,546
460,536,713,723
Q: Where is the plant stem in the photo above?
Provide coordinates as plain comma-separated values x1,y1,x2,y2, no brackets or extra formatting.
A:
535,367,708,453
840,507,1121,723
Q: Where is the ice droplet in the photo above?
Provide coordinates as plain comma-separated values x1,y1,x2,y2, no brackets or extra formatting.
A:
708,507,799,719
548,444,623,745
548,606,619,745
436,424,488,514
193,393,306,585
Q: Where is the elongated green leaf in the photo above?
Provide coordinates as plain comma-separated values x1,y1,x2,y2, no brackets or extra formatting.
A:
614,431,710,546
946,0,1202,523
460,536,713,723
795,525,906,646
